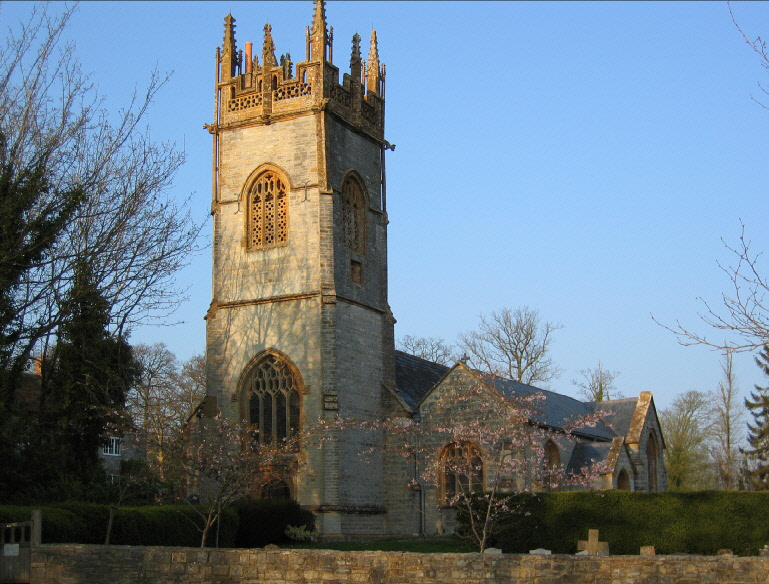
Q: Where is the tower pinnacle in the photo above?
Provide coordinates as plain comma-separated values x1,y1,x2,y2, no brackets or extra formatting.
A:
262,23,278,69
221,14,237,81
310,0,329,62
350,33,362,82
367,29,381,95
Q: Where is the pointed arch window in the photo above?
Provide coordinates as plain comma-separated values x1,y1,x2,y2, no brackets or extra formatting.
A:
542,439,561,491
646,432,659,492
248,171,288,248
341,174,366,255
243,354,301,444
440,442,484,506
617,468,632,490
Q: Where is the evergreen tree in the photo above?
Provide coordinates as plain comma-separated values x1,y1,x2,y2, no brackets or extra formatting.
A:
743,345,769,490
0,136,83,408
43,260,140,483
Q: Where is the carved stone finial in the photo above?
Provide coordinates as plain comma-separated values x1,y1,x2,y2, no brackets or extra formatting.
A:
262,23,278,68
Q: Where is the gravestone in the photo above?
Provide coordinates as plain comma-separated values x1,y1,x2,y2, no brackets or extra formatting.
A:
577,529,609,556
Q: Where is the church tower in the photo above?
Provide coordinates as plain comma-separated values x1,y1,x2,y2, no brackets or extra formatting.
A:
204,1,395,536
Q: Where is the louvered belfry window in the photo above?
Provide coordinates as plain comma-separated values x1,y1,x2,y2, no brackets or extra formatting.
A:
249,172,288,248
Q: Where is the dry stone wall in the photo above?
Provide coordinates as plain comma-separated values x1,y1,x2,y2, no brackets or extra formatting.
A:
31,545,769,584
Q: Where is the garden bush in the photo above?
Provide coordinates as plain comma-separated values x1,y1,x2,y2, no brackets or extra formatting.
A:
234,499,315,548
0,503,239,547
478,490,769,555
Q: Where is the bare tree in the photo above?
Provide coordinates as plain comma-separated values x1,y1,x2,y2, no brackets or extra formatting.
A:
709,350,744,489
178,352,207,419
458,306,563,386
397,335,455,366
657,224,769,352
0,4,201,406
660,390,717,490
656,9,769,352
572,361,623,402
730,2,769,111
127,344,206,479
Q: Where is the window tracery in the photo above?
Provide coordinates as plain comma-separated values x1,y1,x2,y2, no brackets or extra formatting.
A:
248,171,288,248
341,174,366,254
440,442,484,505
243,354,301,444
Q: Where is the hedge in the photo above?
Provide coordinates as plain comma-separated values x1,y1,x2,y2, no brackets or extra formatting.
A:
467,490,769,556
0,499,313,548
234,499,315,547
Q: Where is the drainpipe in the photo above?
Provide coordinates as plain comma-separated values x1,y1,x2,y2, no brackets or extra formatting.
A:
414,435,425,536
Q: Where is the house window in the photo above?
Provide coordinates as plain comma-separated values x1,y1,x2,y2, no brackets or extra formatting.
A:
245,354,301,444
248,171,288,248
103,437,121,456
341,174,366,254
440,442,483,505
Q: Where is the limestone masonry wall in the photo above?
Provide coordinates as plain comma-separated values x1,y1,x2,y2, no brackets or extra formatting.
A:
31,545,769,584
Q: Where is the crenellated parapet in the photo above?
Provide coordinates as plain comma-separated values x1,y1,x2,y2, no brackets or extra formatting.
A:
213,1,385,141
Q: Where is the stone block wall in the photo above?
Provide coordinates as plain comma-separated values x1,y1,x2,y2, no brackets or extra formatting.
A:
30,545,769,584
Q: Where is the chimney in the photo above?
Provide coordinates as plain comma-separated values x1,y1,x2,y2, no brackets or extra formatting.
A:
245,42,253,73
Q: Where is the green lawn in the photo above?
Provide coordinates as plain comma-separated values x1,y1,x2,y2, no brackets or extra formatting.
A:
288,537,476,553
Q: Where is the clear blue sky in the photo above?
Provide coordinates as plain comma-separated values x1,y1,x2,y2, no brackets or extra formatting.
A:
4,2,769,419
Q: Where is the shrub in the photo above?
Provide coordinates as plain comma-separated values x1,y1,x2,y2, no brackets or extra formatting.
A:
482,491,769,555
234,499,315,548
0,503,238,547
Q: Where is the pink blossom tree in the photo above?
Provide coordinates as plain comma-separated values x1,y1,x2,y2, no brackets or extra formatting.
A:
175,415,300,547
344,369,610,552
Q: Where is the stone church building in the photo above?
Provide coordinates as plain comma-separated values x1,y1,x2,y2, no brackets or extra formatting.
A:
202,1,666,538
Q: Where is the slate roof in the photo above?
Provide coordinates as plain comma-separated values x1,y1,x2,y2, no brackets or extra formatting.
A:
393,353,647,476
394,350,449,412
566,441,614,474
591,398,639,440
486,377,618,441
394,352,625,443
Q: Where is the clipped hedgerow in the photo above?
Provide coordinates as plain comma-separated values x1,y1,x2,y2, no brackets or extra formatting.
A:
481,491,769,556
0,503,239,547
